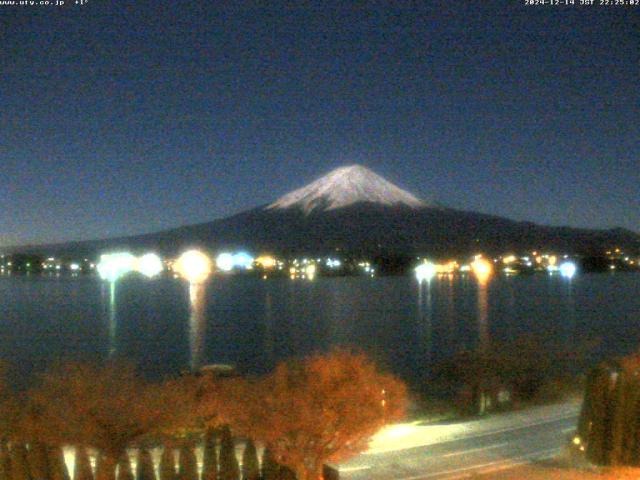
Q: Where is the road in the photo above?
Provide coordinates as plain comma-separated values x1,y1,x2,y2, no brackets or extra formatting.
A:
338,400,582,480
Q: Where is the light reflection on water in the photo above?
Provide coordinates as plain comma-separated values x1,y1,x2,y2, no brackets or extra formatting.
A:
476,276,490,352
0,273,639,388
416,281,433,382
188,282,207,370
101,281,117,358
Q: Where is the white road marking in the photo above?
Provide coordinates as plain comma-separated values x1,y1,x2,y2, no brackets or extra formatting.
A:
468,447,560,478
339,465,371,473
397,447,560,480
440,442,509,458
429,414,576,446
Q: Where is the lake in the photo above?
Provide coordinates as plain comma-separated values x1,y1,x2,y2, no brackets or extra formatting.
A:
1,272,639,388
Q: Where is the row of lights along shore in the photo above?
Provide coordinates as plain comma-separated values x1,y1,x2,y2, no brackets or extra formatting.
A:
95,251,364,283
97,250,212,284
95,250,580,287
3,247,636,278
414,255,577,283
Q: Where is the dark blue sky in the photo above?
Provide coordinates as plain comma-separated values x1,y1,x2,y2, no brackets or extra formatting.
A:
1,1,638,246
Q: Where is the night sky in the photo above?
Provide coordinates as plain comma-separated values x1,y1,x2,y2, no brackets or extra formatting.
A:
1,1,638,246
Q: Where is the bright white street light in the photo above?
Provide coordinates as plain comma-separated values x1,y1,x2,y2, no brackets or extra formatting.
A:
559,261,577,279
415,262,436,283
97,253,136,282
232,252,254,269
305,264,317,280
137,253,164,278
216,253,234,272
175,250,213,370
175,250,212,284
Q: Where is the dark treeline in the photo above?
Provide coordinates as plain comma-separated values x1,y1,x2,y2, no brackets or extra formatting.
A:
432,336,598,416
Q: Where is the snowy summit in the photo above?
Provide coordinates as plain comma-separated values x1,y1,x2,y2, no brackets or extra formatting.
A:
267,165,426,214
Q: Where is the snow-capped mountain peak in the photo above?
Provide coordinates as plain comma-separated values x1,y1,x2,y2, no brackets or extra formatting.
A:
267,165,427,213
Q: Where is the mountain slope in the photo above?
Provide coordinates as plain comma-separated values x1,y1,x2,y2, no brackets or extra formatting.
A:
6,165,640,258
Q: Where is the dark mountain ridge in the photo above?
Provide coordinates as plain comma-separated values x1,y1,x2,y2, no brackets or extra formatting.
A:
7,203,639,259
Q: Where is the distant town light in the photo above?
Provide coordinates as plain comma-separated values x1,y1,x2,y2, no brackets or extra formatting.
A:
232,252,254,269
305,264,317,280
559,261,577,279
69,263,80,271
255,255,277,269
435,261,458,274
471,257,493,283
97,253,136,282
137,253,163,278
326,258,341,268
415,262,436,283
216,253,234,272
176,250,212,284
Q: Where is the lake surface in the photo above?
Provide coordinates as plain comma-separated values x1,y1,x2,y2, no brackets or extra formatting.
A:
1,272,639,388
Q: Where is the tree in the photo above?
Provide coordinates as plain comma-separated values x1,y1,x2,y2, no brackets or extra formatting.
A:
95,455,108,480
27,362,185,480
137,449,155,480
157,374,218,438
178,445,197,480
0,363,19,446
116,455,133,480
0,445,11,480
241,440,259,480
233,349,407,480
436,349,499,415
578,354,640,466
437,336,597,414
201,429,218,480
48,445,71,480
260,448,278,480
158,448,176,480
27,442,50,480
9,445,30,480
218,426,239,480
74,447,93,480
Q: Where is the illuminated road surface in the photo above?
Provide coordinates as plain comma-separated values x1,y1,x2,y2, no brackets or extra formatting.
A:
339,400,581,480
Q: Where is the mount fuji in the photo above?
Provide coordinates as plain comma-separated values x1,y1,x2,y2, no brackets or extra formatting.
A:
12,165,640,258
267,165,427,213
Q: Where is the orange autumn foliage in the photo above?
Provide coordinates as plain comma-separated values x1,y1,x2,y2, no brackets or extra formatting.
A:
25,361,189,480
0,362,20,443
225,349,407,480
